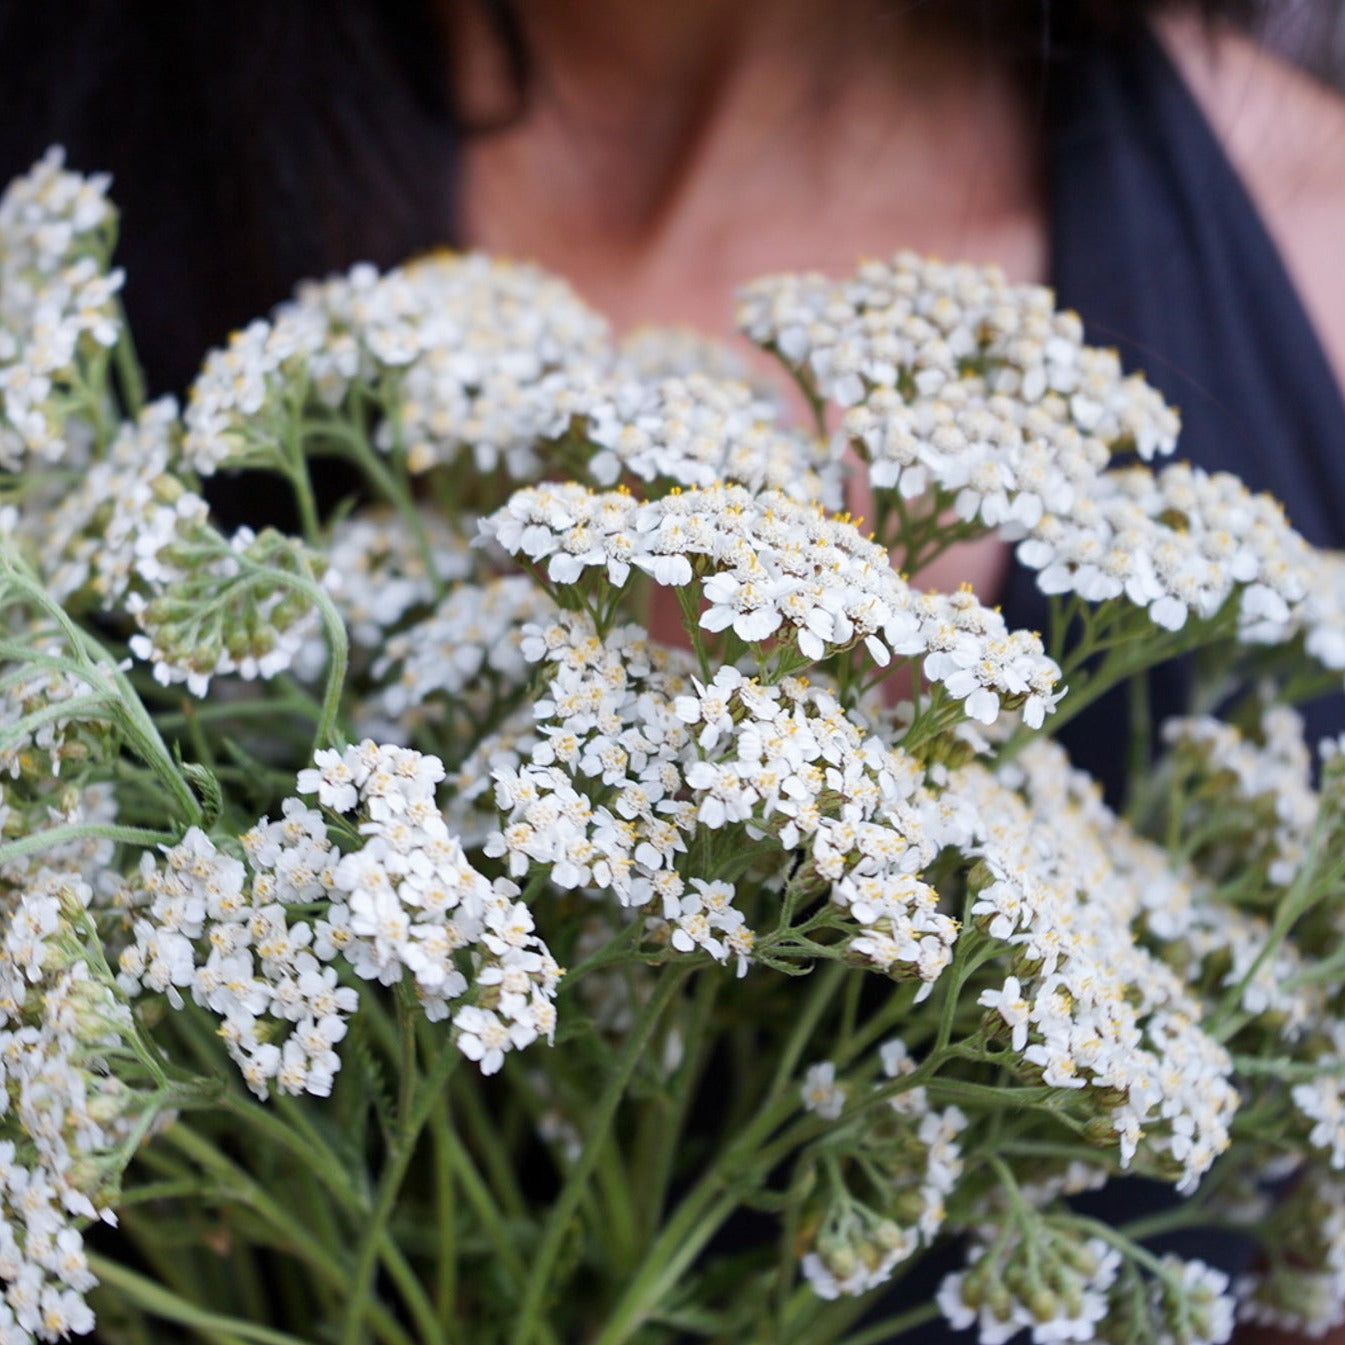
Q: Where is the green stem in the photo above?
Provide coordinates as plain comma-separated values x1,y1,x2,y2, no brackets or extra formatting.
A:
637,969,721,1243
397,986,419,1128
0,691,111,751
88,1255,313,1345
1209,819,1328,1039
152,694,321,734
450,1061,528,1218
112,299,147,418
431,1106,458,1326
213,1092,366,1213
440,1119,531,1287
164,1124,415,1345
220,1091,438,1341
282,394,323,548
589,1190,743,1345
382,1238,450,1345
311,416,447,602
338,1036,461,1345
765,961,847,1102
596,1027,956,1345
508,968,689,1345
832,1301,941,1345
0,821,178,870
234,554,349,751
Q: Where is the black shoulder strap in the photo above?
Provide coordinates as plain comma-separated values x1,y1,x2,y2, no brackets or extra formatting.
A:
1047,24,1345,542
1001,25,1345,797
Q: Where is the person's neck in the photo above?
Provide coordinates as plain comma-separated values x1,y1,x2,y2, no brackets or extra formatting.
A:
447,0,1043,334
453,3,1030,246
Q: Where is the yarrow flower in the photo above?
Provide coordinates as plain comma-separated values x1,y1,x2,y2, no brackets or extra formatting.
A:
481,481,1063,726
950,742,1240,1191
126,527,331,697
1163,705,1319,887
938,1228,1122,1345
115,744,561,1091
574,370,841,506
184,253,611,481
1238,1175,1345,1338
738,254,1179,573
365,575,557,733
322,507,472,652
801,1048,967,1300
801,1060,847,1120
0,148,122,473
0,866,165,1343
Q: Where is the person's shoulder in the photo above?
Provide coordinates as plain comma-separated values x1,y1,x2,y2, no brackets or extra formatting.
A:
1155,8,1345,389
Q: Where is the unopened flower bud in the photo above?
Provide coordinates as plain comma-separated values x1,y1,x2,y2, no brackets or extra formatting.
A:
1027,1287,1059,1322
893,1188,927,1225
822,1242,859,1280
986,1282,1014,1323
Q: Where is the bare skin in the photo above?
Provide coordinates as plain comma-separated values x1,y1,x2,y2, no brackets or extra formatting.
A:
1158,9,1345,394
448,4,1345,1337
452,0,1038,601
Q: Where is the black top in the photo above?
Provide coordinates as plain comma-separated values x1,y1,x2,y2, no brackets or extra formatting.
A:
1007,23,1345,801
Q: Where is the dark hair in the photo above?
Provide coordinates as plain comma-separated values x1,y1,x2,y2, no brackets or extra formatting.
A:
0,1,460,392
0,0,1273,396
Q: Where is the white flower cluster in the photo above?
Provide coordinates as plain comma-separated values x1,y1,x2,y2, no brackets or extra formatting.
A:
737,250,1177,459
1018,462,1329,642
117,745,560,1089
0,642,100,783
938,1231,1122,1345
736,253,1345,669
1126,831,1318,1039
3,393,327,699
615,324,767,387
1163,706,1318,886
1238,1175,1345,1337
483,616,730,955
184,253,610,480
481,481,1062,726
0,785,117,902
1290,1021,1345,1173
126,527,329,697
324,508,471,652
1032,714,1322,1045
942,1231,1234,1345
675,667,956,992
13,398,186,607
364,575,556,734
299,741,560,1069
1300,551,1345,671
114,823,354,1100
0,868,160,1343
802,1052,966,1300
955,742,1239,1190
439,709,542,848
484,609,963,982
0,149,121,472
576,372,840,506
1146,1257,1237,1345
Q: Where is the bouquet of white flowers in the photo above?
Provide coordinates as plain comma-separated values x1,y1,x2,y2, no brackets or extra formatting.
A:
1,146,1343,1345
